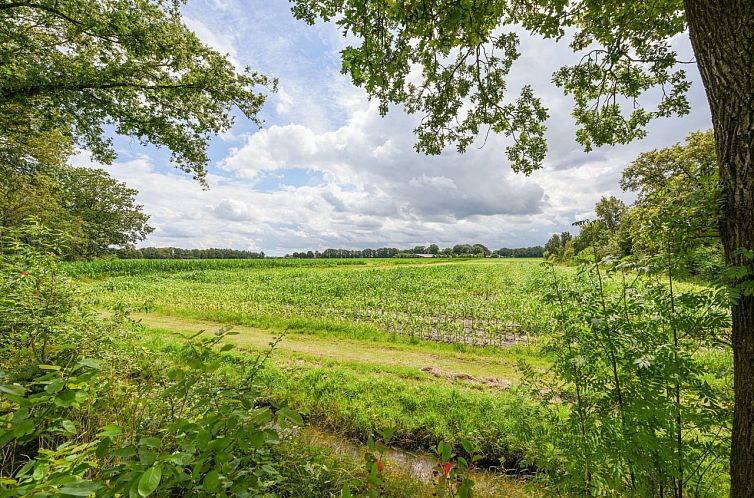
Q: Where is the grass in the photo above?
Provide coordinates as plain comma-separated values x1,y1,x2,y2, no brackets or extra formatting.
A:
136,314,555,472
296,427,544,497
77,258,565,346
137,313,549,381
69,257,732,496
74,258,564,484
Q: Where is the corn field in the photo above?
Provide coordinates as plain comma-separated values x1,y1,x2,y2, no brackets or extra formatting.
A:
71,258,562,347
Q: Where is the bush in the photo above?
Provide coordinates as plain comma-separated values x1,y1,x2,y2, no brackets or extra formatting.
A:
0,222,306,496
531,260,732,496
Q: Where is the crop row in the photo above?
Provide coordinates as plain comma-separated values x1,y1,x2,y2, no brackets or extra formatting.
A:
63,257,373,278
78,259,563,346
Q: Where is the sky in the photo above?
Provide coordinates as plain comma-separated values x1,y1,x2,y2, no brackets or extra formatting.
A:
72,0,713,256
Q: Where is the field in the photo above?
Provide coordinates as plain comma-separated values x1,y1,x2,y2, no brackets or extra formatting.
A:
71,257,559,347
67,258,560,494
66,256,732,496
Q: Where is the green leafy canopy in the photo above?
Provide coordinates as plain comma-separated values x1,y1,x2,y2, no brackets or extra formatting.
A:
291,0,690,174
0,0,274,184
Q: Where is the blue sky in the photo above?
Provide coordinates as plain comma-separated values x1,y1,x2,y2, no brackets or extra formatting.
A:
73,0,713,256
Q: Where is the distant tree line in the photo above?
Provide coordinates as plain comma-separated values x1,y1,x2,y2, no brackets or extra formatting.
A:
285,243,544,259
493,246,546,258
115,247,265,259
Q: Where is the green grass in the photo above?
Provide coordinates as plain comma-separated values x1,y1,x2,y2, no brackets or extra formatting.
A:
257,359,551,468
70,257,731,496
128,315,550,496
71,257,567,474
137,313,549,375
136,315,555,472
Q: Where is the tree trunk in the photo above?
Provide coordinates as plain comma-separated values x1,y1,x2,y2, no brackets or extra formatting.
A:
684,2,754,496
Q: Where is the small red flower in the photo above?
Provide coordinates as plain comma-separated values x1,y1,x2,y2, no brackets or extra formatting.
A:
377,460,384,473
443,462,452,478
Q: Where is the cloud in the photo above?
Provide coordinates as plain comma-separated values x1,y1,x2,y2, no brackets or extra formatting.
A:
76,0,713,255
214,199,253,221
220,99,549,223
274,87,295,114
183,16,241,70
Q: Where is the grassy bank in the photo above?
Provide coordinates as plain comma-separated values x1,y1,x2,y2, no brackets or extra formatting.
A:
137,314,557,473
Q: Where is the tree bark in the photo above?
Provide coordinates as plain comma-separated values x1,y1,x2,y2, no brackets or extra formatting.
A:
684,2,754,496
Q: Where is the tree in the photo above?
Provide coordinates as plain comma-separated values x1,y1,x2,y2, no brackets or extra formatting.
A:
0,165,71,236
544,232,574,262
621,130,717,199
0,122,152,259
0,0,271,184
472,243,491,257
594,196,627,232
1,164,153,259
451,243,474,256
544,234,562,259
569,196,629,259
56,168,153,258
291,0,753,493
0,124,75,237
0,99,152,260
621,130,722,278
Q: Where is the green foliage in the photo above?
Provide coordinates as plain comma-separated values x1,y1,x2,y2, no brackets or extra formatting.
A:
0,164,153,259
0,0,271,182
1,359,105,495
0,221,123,487
256,358,554,471
55,167,153,258
1,325,304,496
0,225,316,496
560,131,723,281
725,249,754,301
63,256,370,279
288,244,543,259
428,439,480,498
543,232,574,263
349,429,396,497
594,196,627,232
117,246,265,260
94,329,302,497
621,130,722,280
533,259,731,496
68,252,733,495
345,431,481,498
0,135,73,232
292,0,689,172
74,258,560,346
272,435,430,498
0,222,94,373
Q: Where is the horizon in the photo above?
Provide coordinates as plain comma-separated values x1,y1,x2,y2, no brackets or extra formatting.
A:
119,241,547,257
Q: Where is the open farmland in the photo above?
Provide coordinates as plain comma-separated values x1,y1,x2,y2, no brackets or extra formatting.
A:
67,257,560,494
72,258,561,347
64,257,732,496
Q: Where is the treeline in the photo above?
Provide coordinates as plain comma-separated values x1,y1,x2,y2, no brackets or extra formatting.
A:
544,130,723,280
115,247,264,259
285,244,544,259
